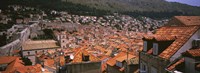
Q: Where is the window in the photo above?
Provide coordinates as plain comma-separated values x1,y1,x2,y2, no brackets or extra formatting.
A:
140,62,147,73
62,46,65,48
153,43,158,55
143,41,147,51
82,55,90,61
62,35,66,39
116,61,123,67
151,66,157,73
27,52,30,55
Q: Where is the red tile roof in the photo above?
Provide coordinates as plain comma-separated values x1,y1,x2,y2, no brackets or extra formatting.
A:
143,35,176,41
154,35,176,41
94,46,106,53
44,59,55,67
16,64,42,73
167,16,200,26
184,49,200,57
1,57,42,73
167,58,184,71
143,34,154,40
157,26,200,60
99,55,110,61
0,56,19,64
102,63,107,72
107,52,126,66
174,16,200,26
5,57,24,72
72,48,100,63
59,56,65,66
107,52,135,67
116,54,135,62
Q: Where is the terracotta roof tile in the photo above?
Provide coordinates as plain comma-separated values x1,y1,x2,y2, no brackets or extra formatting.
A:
143,34,154,40
174,16,200,26
105,50,112,56
94,46,106,53
184,49,200,57
59,56,65,66
158,26,200,60
0,56,19,64
102,63,107,72
44,59,55,67
167,58,184,71
143,35,176,41
1,56,42,73
72,48,100,63
100,55,110,61
154,35,176,41
107,52,126,66
107,52,136,66
116,54,135,62
5,57,24,72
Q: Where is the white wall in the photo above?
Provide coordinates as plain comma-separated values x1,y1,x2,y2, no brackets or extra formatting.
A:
170,29,200,62
0,39,21,56
60,34,68,49
20,28,30,43
23,49,57,65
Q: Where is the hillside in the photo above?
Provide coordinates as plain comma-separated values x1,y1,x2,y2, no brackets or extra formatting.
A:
1,0,200,18
65,0,200,14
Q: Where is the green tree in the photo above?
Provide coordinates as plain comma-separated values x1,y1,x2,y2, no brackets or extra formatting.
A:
21,57,32,66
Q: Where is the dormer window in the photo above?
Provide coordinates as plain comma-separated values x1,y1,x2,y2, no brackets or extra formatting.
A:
153,43,158,55
143,41,147,51
82,54,89,61
61,35,66,39
116,61,123,67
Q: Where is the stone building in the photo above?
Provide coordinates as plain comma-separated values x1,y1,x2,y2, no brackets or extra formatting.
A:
139,16,200,73
106,51,138,73
22,40,60,65
62,48,101,73
166,48,200,73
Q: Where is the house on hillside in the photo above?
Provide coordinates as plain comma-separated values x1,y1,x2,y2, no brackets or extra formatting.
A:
63,48,101,73
166,48,200,73
139,16,200,73
106,51,138,73
22,40,60,65
0,56,44,73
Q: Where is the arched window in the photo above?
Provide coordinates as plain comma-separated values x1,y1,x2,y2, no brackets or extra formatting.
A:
27,52,30,55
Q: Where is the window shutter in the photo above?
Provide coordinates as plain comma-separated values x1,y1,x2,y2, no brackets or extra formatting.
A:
143,41,147,51
153,43,158,55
